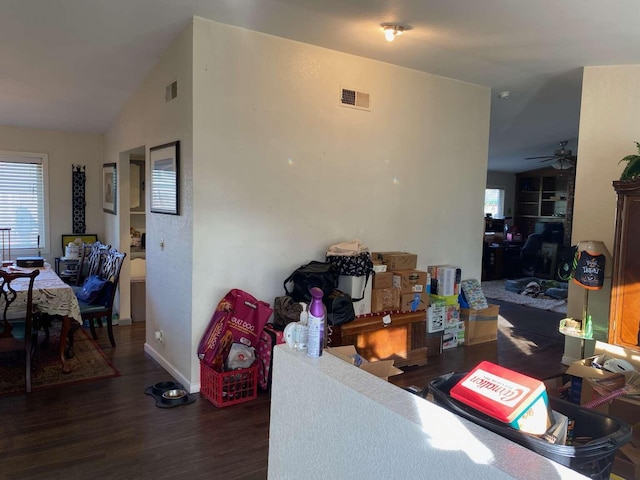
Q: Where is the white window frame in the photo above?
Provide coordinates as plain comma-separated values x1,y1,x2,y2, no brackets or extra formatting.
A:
484,186,505,219
0,150,50,255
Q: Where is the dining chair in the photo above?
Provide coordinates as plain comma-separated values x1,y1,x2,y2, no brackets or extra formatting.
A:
77,248,126,347
73,241,111,288
0,268,40,393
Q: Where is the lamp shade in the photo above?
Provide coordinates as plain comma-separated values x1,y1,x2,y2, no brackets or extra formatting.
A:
572,240,610,290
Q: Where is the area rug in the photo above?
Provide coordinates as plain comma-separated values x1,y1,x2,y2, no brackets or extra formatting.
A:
481,279,567,314
0,321,119,396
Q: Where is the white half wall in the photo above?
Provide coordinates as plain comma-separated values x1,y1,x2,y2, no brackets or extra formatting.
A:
269,346,586,480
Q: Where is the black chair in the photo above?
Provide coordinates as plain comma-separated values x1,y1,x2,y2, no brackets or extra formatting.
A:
0,268,39,393
77,248,126,347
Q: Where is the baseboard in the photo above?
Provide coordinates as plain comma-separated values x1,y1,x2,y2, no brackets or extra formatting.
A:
144,342,199,393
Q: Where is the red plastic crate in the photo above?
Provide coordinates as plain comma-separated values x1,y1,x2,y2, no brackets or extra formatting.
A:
200,361,258,407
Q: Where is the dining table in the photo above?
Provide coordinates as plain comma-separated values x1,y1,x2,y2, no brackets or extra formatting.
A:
1,263,82,373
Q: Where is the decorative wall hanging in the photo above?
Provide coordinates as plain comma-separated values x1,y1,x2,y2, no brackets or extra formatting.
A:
102,163,117,215
150,141,180,215
72,164,86,233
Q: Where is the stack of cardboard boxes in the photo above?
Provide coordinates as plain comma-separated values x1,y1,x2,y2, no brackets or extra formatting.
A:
370,252,428,313
426,265,463,350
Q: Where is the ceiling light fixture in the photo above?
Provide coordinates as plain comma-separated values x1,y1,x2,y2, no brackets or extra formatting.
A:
498,91,511,100
382,24,406,42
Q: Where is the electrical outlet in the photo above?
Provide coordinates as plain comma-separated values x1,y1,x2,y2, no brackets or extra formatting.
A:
155,330,164,344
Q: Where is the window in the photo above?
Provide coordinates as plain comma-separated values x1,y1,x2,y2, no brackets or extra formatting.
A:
484,188,504,218
0,152,48,252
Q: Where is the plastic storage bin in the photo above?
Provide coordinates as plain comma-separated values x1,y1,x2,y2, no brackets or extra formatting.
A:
200,362,258,407
429,372,631,480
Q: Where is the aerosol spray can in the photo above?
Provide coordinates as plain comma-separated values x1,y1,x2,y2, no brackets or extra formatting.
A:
307,287,325,358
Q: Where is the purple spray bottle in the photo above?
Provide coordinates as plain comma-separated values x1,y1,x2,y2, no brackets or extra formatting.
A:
307,287,325,358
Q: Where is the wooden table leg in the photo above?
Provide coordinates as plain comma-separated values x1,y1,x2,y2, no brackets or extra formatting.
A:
59,316,72,373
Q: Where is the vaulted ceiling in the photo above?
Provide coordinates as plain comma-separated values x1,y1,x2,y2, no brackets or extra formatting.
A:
2,1,640,172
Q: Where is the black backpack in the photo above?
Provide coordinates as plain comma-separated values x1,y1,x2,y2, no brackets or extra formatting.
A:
283,261,339,303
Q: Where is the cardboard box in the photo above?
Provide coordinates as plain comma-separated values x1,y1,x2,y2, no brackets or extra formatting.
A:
400,292,428,312
326,345,403,381
461,304,499,346
370,287,400,313
392,269,428,294
371,252,417,271
566,341,640,423
372,271,393,289
338,275,372,316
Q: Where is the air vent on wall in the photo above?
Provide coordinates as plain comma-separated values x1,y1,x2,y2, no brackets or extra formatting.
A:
165,80,178,101
340,87,370,111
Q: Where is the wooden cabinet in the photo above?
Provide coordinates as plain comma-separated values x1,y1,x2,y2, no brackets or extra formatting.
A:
328,311,428,368
514,167,575,244
608,178,640,349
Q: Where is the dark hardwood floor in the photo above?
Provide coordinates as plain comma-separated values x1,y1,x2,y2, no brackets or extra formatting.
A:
0,302,566,480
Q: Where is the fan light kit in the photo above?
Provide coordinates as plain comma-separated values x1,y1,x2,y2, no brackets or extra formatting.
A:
382,24,407,42
525,140,577,169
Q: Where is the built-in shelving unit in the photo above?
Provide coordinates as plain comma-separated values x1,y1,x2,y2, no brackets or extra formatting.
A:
514,167,575,245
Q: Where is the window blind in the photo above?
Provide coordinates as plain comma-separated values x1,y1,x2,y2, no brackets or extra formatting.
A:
0,154,45,250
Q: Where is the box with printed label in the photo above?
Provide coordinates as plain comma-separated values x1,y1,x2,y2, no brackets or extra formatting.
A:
427,265,462,296
372,271,393,289
338,275,372,316
427,303,446,333
442,321,465,350
392,269,428,294
371,252,418,271
400,292,428,312
371,287,400,313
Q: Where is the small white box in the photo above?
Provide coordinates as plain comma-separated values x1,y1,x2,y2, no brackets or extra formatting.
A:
427,304,446,333
338,275,372,316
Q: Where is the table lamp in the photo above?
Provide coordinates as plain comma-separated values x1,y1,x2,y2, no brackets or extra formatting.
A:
572,240,612,338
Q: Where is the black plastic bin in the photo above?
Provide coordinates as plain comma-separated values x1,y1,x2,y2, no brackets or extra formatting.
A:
429,372,631,480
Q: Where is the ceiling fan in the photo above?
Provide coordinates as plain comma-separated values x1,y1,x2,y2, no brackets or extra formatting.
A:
525,141,577,169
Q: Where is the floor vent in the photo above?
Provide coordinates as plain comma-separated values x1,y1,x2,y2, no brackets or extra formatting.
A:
340,87,370,111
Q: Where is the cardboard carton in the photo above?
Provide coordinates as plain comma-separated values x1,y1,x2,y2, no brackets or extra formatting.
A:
392,269,428,294
372,271,393,289
400,292,428,312
428,265,462,296
443,321,465,349
371,287,400,313
371,252,417,271
566,341,640,423
326,345,403,381
461,304,499,346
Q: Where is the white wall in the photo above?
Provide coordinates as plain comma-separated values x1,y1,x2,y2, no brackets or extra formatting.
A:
0,125,104,259
104,17,490,389
104,22,194,383
269,346,586,480
564,65,640,361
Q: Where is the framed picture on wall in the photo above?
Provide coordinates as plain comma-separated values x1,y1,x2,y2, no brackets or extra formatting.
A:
150,140,180,215
102,163,117,214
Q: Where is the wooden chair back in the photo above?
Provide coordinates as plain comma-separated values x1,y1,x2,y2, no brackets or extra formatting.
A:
74,241,110,286
0,268,40,393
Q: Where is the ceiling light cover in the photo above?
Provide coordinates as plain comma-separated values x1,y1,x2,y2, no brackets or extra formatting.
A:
382,24,405,42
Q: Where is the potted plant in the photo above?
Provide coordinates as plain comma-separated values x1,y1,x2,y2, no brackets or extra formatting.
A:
619,142,640,180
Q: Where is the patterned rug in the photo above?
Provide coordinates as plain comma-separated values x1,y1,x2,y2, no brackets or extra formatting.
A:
0,320,119,396
481,279,567,314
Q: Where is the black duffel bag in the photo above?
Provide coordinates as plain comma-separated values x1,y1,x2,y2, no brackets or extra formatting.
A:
283,261,339,303
324,289,356,326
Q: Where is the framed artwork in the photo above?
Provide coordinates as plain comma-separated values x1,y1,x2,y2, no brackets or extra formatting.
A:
102,163,117,214
61,234,98,250
150,140,180,215
536,242,558,279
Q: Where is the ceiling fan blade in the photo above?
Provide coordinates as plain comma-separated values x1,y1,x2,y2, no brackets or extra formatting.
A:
525,155,555,160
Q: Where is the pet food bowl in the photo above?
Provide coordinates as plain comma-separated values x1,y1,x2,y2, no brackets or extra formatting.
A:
151,381,181,396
